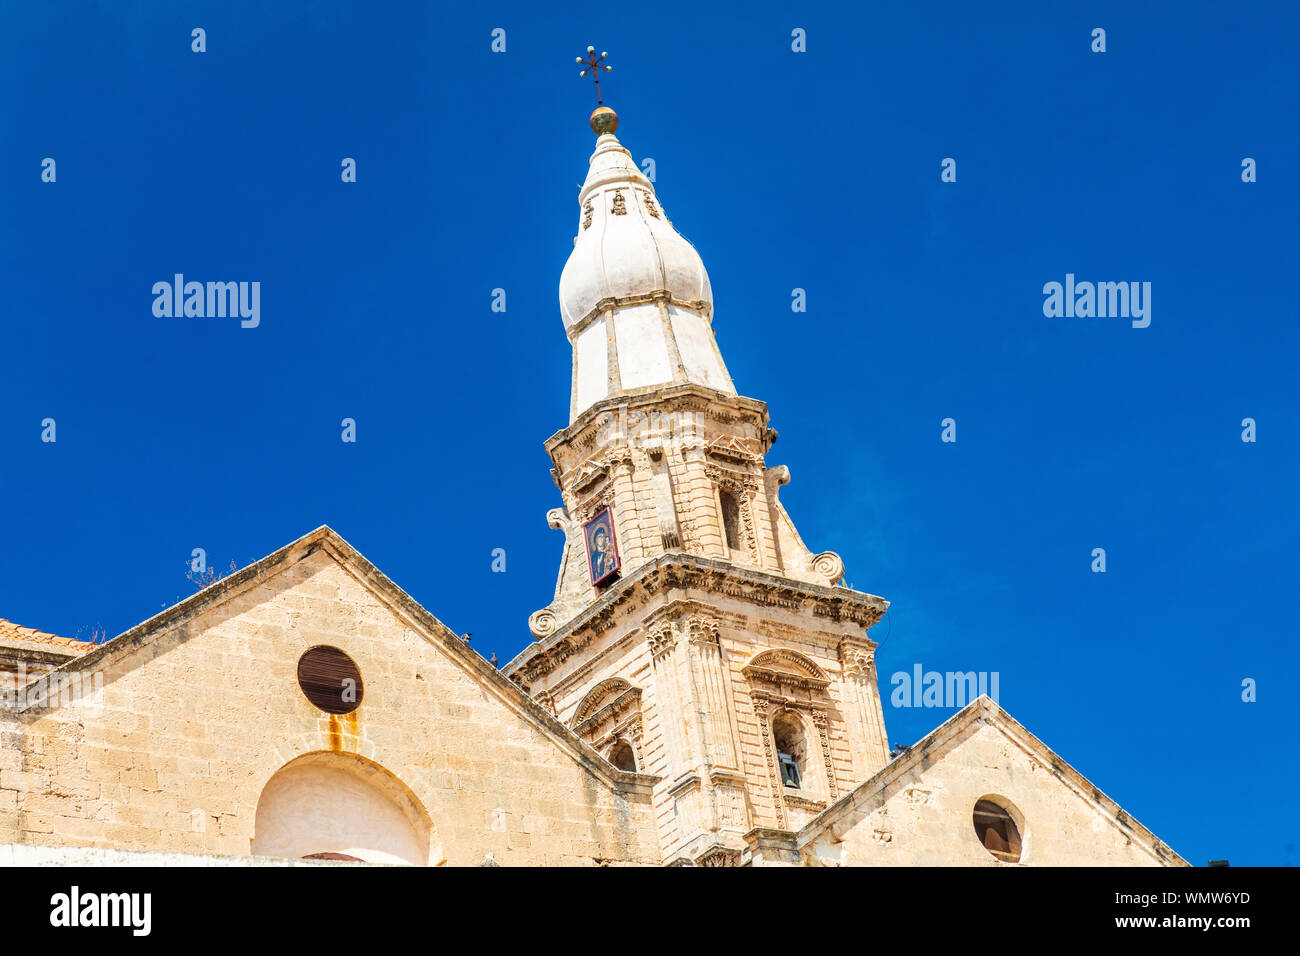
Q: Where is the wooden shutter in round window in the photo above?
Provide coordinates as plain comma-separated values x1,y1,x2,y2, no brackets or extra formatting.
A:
297,646,363,714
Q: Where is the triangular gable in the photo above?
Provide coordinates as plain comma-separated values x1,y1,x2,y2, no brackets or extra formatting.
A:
798,696,1186,866
14,525,656,793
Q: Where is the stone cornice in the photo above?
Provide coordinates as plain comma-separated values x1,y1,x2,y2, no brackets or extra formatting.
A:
783,792,827,813
566,290,714,341
0,644,85,669
667,771,702,798
504,553,889,685
545,384,771,463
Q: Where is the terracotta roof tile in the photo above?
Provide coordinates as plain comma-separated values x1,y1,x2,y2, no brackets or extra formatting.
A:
0,618,92,654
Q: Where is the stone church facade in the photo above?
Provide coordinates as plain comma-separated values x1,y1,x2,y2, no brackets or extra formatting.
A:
0,107,1186,867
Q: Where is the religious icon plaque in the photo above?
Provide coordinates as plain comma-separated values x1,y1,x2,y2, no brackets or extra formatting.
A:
583,507,621,586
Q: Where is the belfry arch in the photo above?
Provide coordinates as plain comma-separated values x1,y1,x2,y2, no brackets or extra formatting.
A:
252,751,435,865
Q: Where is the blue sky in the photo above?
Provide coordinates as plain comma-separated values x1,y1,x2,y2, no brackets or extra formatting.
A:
1,2,1296,866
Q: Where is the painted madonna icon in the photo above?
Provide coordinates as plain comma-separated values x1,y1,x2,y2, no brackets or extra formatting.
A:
583,507,621,586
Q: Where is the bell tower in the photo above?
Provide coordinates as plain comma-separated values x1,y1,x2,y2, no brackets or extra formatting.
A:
505,90,891,865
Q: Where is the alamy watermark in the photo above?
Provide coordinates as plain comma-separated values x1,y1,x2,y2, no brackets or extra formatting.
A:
890,664,999,708
50,886,151,936
152,275,260,328
1,665,104,716
1043,273,1151,328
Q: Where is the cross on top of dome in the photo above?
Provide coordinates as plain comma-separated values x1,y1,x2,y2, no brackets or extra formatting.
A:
575,45,612,105
575,45,618,135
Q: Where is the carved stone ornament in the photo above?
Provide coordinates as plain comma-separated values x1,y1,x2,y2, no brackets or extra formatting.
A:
745,648,841,812
506,555,889,687
705,434,763,465
528,608,559,638
845,650,876,681
750,695,786,829
684,614,721,647
810,551,845,585
811,709,839,799
642,192,661,218
571,459,610,498
582,197,594,230
742,648,832,693
611,189,627,216
647,621,677,659
572,678,633,725
546,507,573,533
696,847,741,867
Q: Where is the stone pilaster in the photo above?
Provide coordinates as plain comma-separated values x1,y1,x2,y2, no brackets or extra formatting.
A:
840,638,890,778
679,444,726,558
683,613,738,770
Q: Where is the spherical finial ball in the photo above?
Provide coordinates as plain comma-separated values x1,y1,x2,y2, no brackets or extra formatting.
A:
590,106,619,135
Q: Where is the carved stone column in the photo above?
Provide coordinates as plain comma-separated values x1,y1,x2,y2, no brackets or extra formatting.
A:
750,694,787,829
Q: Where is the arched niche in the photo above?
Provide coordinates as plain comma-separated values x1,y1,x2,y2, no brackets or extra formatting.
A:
252,751,435,866
609,739,638,772
570,678,645,772
743,647,839,826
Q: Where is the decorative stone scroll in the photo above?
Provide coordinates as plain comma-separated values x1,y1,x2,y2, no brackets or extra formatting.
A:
809,551,845,586
528,608,558,638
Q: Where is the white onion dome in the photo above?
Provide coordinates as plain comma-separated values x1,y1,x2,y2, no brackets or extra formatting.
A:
559,120,712,333
557,107,734,423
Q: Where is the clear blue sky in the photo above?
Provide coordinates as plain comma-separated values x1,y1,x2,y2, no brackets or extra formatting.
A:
1,2,1295,866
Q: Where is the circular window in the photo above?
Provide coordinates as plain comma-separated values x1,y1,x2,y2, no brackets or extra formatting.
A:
973,797,1023,863
297,646,363,714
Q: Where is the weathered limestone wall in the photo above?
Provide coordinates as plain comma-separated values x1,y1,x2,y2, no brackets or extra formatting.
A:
0,842,356,866
801,716,1176,867
0,543,660,866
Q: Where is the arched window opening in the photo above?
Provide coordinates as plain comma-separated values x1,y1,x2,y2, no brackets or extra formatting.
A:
609,740,637,773
720,490,743,552
772,713,807,789
973,798,1022,863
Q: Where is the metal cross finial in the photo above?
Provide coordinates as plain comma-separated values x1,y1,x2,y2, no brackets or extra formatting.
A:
575,45,612,106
